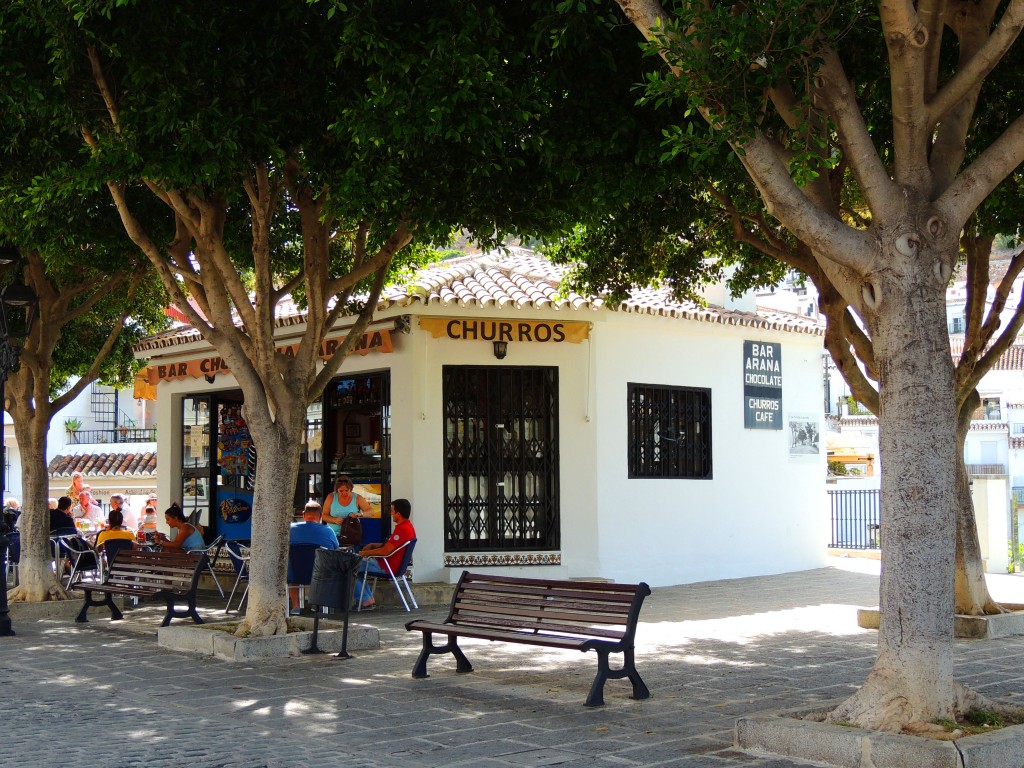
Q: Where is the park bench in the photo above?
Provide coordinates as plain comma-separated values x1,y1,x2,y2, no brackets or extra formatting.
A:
71,549,208,627
405,571,651,706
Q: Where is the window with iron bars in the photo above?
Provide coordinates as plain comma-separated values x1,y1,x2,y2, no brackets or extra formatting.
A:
627,383,712,479
442,366,560,552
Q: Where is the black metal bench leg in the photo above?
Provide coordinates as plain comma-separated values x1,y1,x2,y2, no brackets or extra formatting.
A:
586,649,611,707
76,592,122,623
412,632,474,679
623,648,649,701
450,637,473,674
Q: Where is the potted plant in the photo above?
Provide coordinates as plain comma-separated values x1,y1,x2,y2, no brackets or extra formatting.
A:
64,417,82,434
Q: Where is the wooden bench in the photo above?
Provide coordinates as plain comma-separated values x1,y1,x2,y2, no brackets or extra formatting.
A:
72,549,208,627
406,571,651,707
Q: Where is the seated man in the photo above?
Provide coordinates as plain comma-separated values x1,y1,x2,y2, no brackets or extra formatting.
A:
288,500,339,614
353,498,415,610
49,495,78,535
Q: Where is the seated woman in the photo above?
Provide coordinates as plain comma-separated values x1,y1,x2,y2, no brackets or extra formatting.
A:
95,509,136,553
156,503,206,551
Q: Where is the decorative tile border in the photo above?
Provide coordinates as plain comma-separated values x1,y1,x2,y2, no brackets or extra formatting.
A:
444,551,561,567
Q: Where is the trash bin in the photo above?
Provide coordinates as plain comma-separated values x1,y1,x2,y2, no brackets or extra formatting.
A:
309,548,362,609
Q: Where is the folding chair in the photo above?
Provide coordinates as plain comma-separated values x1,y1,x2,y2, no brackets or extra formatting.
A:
358,538,418,612
224,541,251,614
188,534,225,598
287,544,321,614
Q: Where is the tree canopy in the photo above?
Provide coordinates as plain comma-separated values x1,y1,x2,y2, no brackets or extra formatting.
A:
599,0,1024,732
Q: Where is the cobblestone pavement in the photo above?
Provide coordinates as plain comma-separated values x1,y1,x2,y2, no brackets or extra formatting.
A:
5,558,1024,767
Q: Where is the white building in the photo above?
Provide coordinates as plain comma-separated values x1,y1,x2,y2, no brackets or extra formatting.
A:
134,249,826,587
44,382,157,512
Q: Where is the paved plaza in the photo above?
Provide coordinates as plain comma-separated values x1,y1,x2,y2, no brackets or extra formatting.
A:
4,558,1024,767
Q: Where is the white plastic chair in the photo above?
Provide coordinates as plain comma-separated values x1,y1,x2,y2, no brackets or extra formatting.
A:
224,541,251,614
188,534,225,598
358,538,418,612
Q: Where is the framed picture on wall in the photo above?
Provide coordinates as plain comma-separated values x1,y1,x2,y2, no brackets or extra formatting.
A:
183,476,209,504
345,423,361,438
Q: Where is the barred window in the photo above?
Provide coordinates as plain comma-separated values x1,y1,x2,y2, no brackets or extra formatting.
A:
628,383,712,479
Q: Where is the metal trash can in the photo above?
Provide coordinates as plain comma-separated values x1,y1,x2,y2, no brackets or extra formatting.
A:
309,548,362,610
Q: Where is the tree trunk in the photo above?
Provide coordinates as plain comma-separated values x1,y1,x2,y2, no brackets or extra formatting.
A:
828,236,964,731
234,404,305,638
953,392,1003,615
7,407,67,603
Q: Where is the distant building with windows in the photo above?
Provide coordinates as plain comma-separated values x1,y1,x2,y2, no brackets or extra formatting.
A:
134,249,825,587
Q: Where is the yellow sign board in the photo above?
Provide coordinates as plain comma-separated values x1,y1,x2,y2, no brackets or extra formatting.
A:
419,317,589,344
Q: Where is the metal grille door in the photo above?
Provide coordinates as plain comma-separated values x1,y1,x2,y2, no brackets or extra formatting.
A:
443,366,560,552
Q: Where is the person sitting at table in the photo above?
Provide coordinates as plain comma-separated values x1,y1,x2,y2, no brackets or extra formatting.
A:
108,493,137,532
137,505,159,538
288,500,339,613
71,489,102,526
49,495,77,535
321,475,371,536
95,509,136,553
156,503,205,550
352,498,415,611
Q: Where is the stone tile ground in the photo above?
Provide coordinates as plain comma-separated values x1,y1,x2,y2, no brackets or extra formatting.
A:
3,558,1024,767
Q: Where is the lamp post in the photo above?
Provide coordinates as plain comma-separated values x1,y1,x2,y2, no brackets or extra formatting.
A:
0,271,39,638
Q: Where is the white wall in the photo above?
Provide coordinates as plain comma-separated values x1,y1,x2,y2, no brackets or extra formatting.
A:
591,311,826,586
973,475,1010,574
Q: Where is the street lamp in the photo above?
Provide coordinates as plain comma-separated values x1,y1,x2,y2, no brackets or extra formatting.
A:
0,270,39,638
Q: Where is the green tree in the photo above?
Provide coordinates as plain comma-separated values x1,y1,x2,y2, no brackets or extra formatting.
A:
0,220,166,603
0,1,671,635
601,0,1024,730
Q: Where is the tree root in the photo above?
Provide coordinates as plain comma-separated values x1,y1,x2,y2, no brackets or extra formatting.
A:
234,610,288,638
7,582,70,603
828,676,1010,733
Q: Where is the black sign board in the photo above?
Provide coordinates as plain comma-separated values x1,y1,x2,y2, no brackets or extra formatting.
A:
743,341,782,429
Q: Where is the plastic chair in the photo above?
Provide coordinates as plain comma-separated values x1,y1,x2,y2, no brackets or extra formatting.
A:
188,534,225,598
99,538,135,580
358,538,418,612
60,535,100,586
287,544,321,613
224,541,251,614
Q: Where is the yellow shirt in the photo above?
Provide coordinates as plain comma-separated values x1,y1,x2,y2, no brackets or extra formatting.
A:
96,528,137,549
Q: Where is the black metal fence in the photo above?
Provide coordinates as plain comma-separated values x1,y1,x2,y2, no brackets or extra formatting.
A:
828,488,880,550
67,428,156,445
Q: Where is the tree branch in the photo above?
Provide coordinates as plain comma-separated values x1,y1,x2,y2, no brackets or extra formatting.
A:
814,51,892,215
927,0,1024,126
940,112,1024,231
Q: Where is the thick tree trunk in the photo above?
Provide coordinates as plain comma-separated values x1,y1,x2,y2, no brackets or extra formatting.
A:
953,393,1002,615
7,409,67,603
828,236,966,731
234,405,305,638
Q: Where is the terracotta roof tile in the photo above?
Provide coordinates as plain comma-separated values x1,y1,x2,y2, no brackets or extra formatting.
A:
135,248,823,353
48,452,157,479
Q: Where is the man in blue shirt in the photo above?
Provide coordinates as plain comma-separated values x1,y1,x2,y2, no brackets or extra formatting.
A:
289,501,338,613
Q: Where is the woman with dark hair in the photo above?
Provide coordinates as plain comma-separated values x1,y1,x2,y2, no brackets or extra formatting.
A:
156,503,205,550
95,509,136,553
